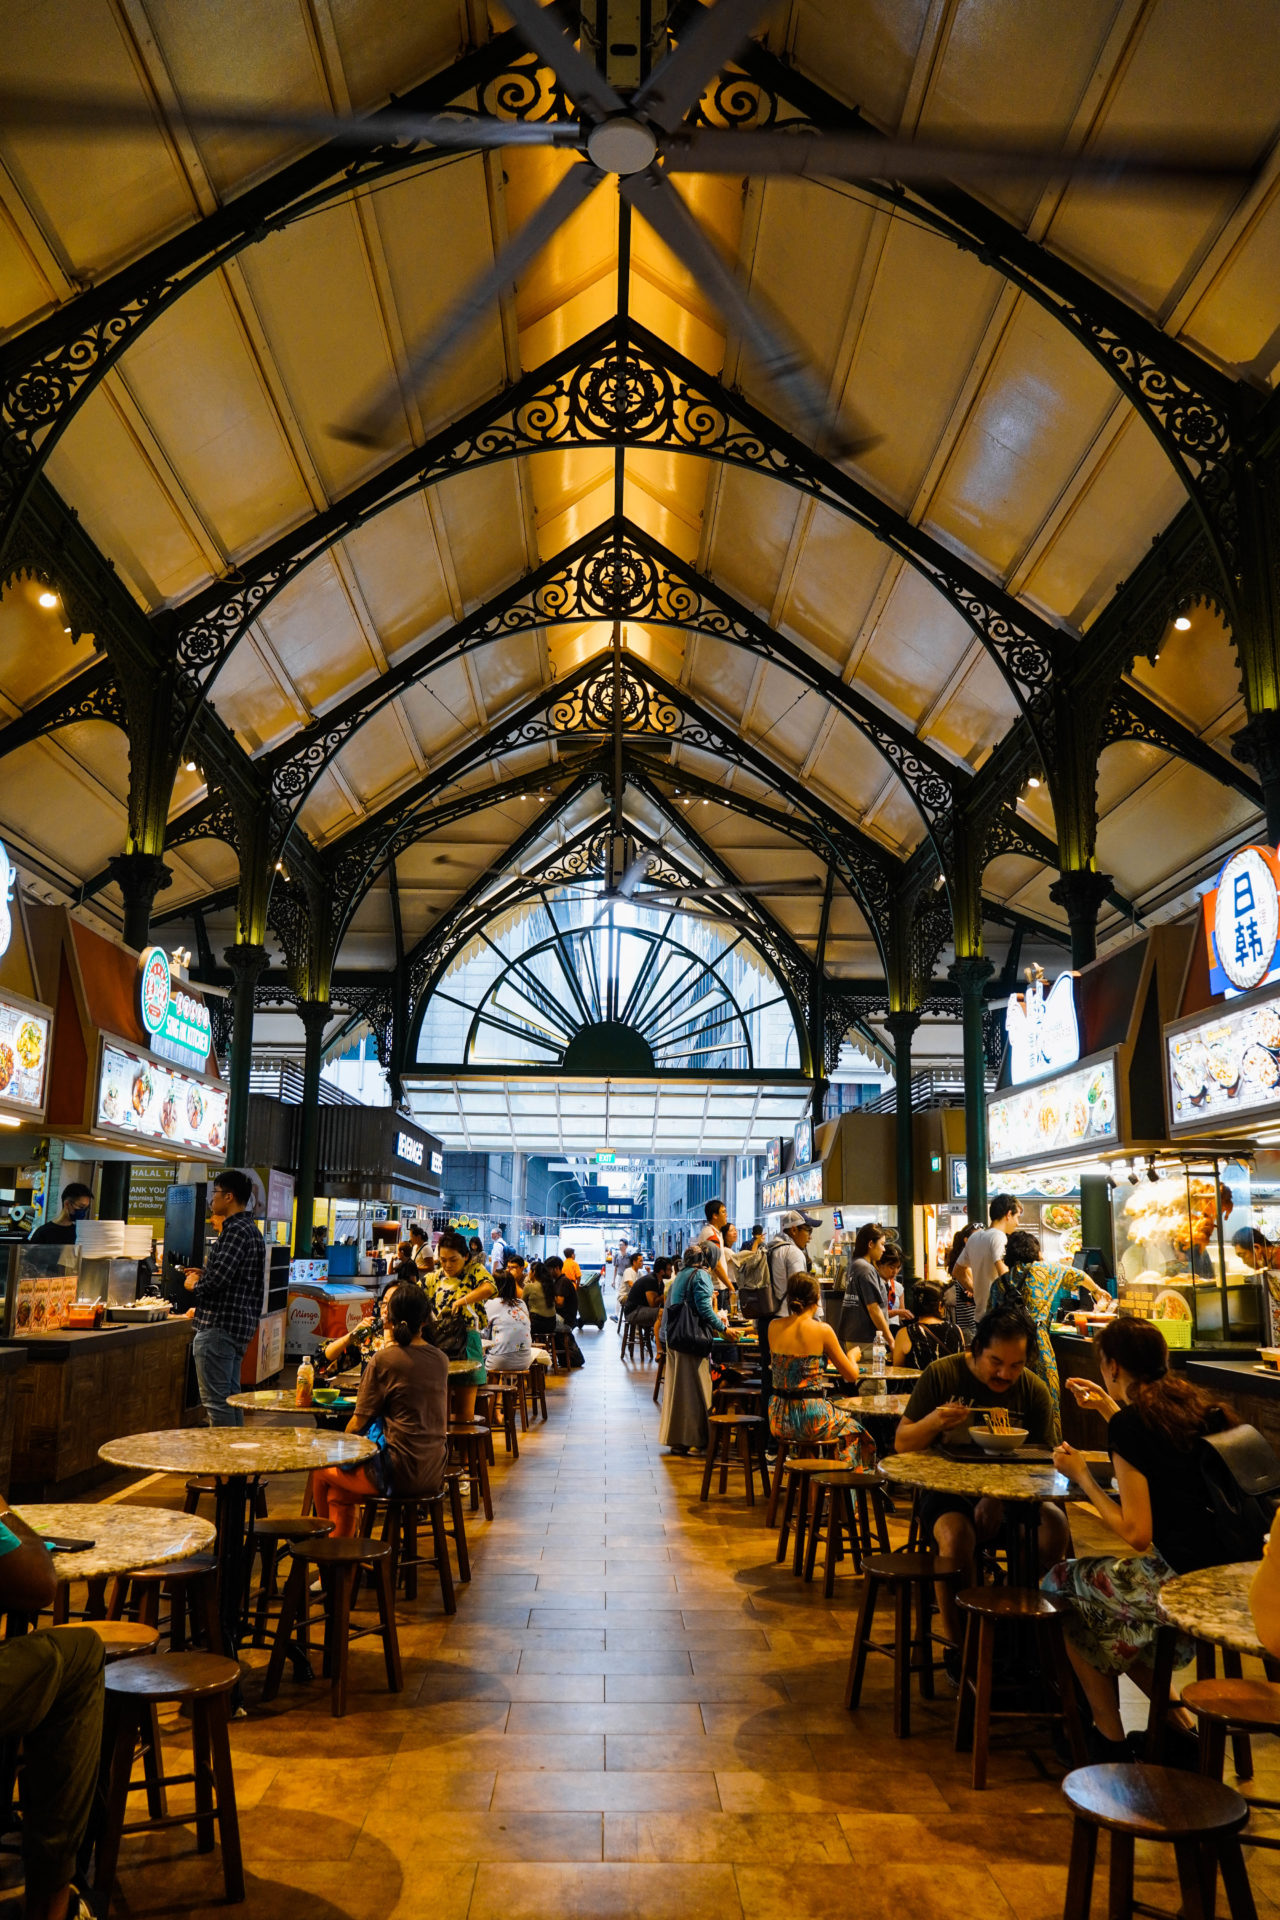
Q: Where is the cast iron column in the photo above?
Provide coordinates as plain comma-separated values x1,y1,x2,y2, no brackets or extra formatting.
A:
884,1009,921,1276
292,999,330,1256
1234,710,1280,844
108,852,172,952
949,956,994,1225
223,944,268,1166
1048,869,1113,970
98,1160,129,1222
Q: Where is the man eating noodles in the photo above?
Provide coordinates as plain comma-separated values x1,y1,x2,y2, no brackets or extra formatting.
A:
895,1304,1067,1669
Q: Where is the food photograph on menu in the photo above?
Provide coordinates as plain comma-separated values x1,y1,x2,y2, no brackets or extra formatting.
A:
1169,999,1280,1129
0,998,50,1115
988,1057,1117,1166
96,1039,228,1154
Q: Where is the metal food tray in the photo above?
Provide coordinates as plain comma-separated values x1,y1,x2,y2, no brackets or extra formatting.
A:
105,1304,171,1323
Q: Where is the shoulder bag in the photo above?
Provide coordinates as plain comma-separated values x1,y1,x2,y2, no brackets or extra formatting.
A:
664,1271,715,1360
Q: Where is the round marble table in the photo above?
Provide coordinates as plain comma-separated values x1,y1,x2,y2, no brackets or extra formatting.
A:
831,1393,910,1419
15,1503,216,1613
100,1429,375,1659
881,1450,1074,1585
1158,1561,1263,1658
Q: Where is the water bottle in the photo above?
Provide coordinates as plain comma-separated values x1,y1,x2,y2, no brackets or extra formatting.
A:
872,1332,886,1380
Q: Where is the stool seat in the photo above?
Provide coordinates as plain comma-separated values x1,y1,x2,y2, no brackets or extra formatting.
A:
1063,1762,1248,1840
300,1535,392,1567
48,1620,160,1660
957,1586,1066,1623
809,1467,885,1486
103,1652,239,1701
251,1515,334,1541
865,1551,962,1581
1183,1677,1280,1731
118,1554,218,1583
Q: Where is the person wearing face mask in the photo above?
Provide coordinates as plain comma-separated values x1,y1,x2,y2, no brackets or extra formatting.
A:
28,1182,93,1246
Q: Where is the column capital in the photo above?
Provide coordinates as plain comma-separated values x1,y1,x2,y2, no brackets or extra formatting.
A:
108,851,171,948
222,942,269,984
884,1008,922,1043
948,955,994,998
1048,868,1113,918
1233,710,1280,786
296,997,332,1043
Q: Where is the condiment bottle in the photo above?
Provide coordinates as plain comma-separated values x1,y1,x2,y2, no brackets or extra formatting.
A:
295,1356,314,1408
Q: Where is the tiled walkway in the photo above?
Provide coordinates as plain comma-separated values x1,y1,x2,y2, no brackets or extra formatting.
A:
10,1328,1280,1919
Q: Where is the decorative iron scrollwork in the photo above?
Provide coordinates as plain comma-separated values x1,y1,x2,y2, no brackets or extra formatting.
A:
550,661,679,734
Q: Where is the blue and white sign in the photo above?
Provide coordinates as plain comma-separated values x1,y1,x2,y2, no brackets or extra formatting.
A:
1005,971,1080,1086
1207,845,1280,996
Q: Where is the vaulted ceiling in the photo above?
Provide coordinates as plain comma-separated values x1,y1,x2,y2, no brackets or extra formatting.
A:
0,0,1276,1021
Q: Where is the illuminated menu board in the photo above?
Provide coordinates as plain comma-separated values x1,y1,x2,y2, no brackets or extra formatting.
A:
988,1056,1117,1168
96,1039,228,1159
761,1175,788,1211
1167,991,1280,1133
0,993,51,1117
788,1166,823,1206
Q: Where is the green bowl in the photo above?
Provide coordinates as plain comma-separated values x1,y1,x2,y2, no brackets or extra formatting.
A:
311,1387,340,1405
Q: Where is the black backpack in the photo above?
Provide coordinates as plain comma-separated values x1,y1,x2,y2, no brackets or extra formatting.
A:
1197,1423,1280,1562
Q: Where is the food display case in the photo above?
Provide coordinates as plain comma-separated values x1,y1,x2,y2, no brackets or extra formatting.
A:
1111,1156,1263,1345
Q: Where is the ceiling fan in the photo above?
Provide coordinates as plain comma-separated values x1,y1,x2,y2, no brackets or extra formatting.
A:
1,1,1258,459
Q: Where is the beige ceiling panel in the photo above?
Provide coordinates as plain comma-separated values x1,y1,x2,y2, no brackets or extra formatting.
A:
982,852,1046,902
835,221,1001,511
326,0,464,112
0,584,88,709
508,148,619,336
0,213,55,335
475,635,546,717
254,554,380,714
924,648,1020,769
1127,608,1241,732
338,498,455,658
780,509,892,672
433,463,527,603
544,619,604,676
295,769,358,844
1096,738,1172,817
925,300,1117,577
1043,0,1280,318
1015,787,1057,842
626,173,740,369
790,0,930,135
747,180,874,392
707,465,803,616
1020,415,1187,628
804,717,899,820
622,453,705,560
209,644,303,756
535,466,615,559
683,636,764,727
48,719,129,800
398,663,483,756
167,766,211,820
1183,186,1280,378
109,273,312,560
0,741,125,880
44,392,212,607
626,625,685,685
1096,765,1258,899
854,566,980,726
325,704,418,808
853,779,927,857
0,1,195,291
164,838,239,894
626,273,730,381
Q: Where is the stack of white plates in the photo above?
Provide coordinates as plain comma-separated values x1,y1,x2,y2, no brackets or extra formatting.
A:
76,1219,125,1256
123,1225,154,1259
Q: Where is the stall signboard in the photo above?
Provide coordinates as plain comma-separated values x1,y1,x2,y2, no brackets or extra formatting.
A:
788,1166,822,1206
127,1163,175,1229
1005,971,1080,1085
793,1118,813,1168
395,1130,424,1166
136,947,213,1072
430,1150,444,1176
1201,844,1280,999
95,1039,229,1158
762,1174,788,1211
988,1055,1117,1168
265,1168,295,1225
1167,990,1280,1133
765,1138,783,1176
952,1159,1081,1201
0,991,51,1117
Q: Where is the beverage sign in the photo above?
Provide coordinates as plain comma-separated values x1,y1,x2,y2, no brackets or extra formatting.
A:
988,1057,1117,1167
395,1130,424,1166
1006,971,1080,1085
1202,844,1280,998
793,1118,813,1168
136,948,212,1071
765,1138,782,1176
96,1039,228,1158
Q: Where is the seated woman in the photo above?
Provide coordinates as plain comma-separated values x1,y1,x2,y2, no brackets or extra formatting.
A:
484,1269,534,1372
768,1274,874,1469
658,1245,738,1455
523,1261,557,1345
991,1228,1108,1438
312,1281,450,1538
1046,1316,1239,1761
893,1280,964,1370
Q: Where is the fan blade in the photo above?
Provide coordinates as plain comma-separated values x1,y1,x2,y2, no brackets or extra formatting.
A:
617,850,653,898
334,159,605,447
0,86,579,154
621,169,861,454
632,0,769,135
664,126,1262,190
503,0,626,123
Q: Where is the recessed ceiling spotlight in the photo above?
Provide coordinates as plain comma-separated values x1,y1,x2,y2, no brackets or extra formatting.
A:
1027,774,1042,790
1173,614,1192,631
38,590,57,609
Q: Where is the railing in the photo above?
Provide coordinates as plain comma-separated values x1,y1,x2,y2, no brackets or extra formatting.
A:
863,1068,996,1115
248,1060,361,1107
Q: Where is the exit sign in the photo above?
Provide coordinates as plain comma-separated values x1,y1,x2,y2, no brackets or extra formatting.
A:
930,1155,942,1172
594,1151,616,1166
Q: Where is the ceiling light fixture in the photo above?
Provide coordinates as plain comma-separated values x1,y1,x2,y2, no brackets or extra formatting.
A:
184,759,198,773
1027,773,1042,789
1174,614,1192,631
38,590,57,609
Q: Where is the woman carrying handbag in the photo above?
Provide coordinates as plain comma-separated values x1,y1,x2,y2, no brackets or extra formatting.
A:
658,1245,738,1455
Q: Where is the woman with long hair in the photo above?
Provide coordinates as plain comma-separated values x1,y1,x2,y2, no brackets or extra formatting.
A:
769,1274,874,1468
484,1267,534,1372
431,1229,495,1422
311,1281,449,1538
836,1221,892,1347
1045,1317,1239,1759
892,1281,963,1370
657,1245,737,1455
990,1229,1108,1437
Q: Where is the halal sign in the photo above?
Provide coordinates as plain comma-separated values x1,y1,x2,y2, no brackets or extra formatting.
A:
1206,846,1280,995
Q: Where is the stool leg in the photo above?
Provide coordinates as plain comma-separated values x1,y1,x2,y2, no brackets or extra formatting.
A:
262,1558,308,1702
718,1430,731,1496
1218,1835,1259,1920
446,1475,471,1583
792,1482,812,1577
476,1442,493,1522
739,1429,755,1509
1145,1624,1179,1759
93,1698,140,1901
1222,1649,1254,1779
139,1701,168,1820
845,1573,881,1711
191,1695,215,1853
84,1575,108,1622
376,1550,405,1691
822,1493,841,1600
1047,1620,1088,1767
765,1443,788,1528
429,1498,456,1617
106,1576,127,1623
699,1435,718,1503
954,1614,977,1755
202,1693,245,1902
1201,1718,1229,1780
330,1565,354,1718
775,1477,798,1563
915,1575,934,1702
970,1617,995,1789
1108,1830,1135,1919
1173,1839,1213,1920
872,1490,890,1553
1062,1819,1098,1920
892,1575,911,1739
802,1484,825,1583
403,1505,420,1604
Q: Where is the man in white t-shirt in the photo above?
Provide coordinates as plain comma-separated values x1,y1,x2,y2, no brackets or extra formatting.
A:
954,1193,1022,1314
488,1225,507,1275
698,1197,733,1301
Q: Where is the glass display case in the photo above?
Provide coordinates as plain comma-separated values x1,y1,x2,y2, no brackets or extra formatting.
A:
0,1241,78,1336
1111,1156,1263,1345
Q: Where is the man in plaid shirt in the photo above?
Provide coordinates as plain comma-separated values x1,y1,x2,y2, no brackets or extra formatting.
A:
183,1168,265,1427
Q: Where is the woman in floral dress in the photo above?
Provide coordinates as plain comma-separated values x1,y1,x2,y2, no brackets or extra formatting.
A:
768,1273,874,1468
989,1229,1108,1438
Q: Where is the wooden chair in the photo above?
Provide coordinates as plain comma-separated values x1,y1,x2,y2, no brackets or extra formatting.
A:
1184,1677,1280,1850
527,1359,549,1422
248,1514,334,1646
621,1318,655,1362
953,1587,1087,1790
93,1652,244,1908
262,1536,402,1719
1060,1762,1256,1920
845,1550,965,1739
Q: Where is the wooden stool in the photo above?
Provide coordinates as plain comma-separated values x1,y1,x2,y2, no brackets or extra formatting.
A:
699,1413,770,1506
357,1491,456,1614
447,1423,494,1521
954,1588,1087,1790
1060,1763,1256,1920
803,1470,891,1597
488,1373,527,1455
184,1475,267,1523
652,1349,666,1405
107,1556,222,1655
527,1360,549,1422
775,1450,844,1570
262,1536,402,1719
441,1468,472,1583
49,1620,160,1663
711,1380,760,1417
622,1319,654,1362
548,1327,575,1374
94,1652,244,1906
845,1551,965,1739
248,1515,333,1646
1185,1678,1280,1848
